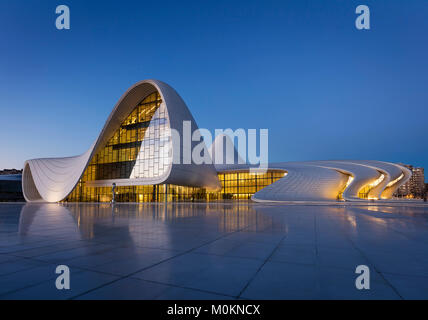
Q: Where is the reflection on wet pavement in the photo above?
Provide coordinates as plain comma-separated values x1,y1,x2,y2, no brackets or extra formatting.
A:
0,202,428,299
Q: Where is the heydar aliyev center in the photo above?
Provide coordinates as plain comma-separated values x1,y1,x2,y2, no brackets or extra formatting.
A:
22,80,411,203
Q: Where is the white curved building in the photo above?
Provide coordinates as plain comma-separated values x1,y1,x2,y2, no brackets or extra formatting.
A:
22,80,411,203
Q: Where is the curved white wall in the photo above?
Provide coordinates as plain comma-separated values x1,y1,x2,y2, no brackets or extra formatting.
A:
246,160,411,202
22,80,412,204
23,80,220,203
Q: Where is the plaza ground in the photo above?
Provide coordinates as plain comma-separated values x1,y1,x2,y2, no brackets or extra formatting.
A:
0,201,427,299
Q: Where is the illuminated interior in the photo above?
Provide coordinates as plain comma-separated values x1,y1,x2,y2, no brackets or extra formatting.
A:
337,174,354,200
66,91,174,202
358,172,385,199
66,184,208,203
22,79,412,204
84,91,169,182
216,170,287,200
386,173,404,188
65,170,287,202
64,89,287,203
380,173,404,199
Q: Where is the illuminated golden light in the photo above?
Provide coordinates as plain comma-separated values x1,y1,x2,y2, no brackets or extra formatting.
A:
337,174,354,200
358,173,385,199
368,174,385,188
216,170,287,200
63,90,289,203
345,176,354,188
65,92,174,202
379,173,405,199
386,173,404,188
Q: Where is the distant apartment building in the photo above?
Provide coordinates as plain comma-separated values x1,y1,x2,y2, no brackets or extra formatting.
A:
395,164,425,198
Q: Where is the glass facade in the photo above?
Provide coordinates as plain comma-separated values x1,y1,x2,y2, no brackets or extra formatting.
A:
65,170,287,203
358,173,385,199
82,91,170,182
63,89,287,203
66,91,173,202
216,170,286,200
66,184,208,203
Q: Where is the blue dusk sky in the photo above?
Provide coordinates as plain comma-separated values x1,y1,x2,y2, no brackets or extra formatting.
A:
0,1,427,179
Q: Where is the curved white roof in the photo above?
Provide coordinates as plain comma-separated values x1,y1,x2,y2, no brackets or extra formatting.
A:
22,80,220,202
22,80,412,203
248,160,411,202
215,160,410,202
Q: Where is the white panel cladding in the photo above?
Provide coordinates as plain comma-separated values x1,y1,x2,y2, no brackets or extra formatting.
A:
154,81,220,190
380,163,412,199
21,79,412,204
302,160,385,201
22,80,220,203
251,163,348,202
222,160,413,203
23,146,94,203
130,102,171,179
